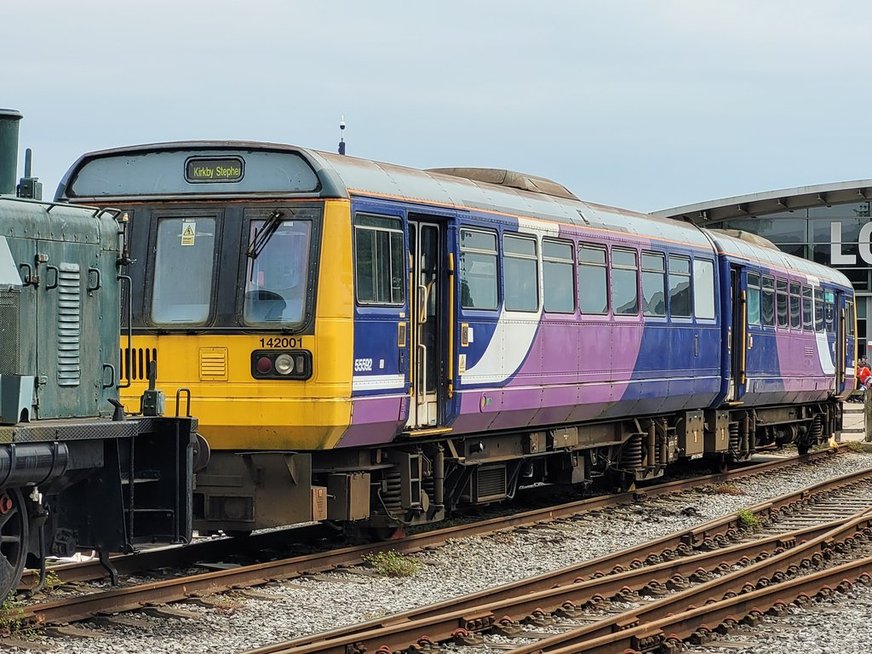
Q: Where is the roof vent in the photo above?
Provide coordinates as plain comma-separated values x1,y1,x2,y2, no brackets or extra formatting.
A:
711,228,780,251
427,167,578,201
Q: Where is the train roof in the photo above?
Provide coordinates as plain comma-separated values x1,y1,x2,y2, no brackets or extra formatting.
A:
57,141,713,249
706,228,852,288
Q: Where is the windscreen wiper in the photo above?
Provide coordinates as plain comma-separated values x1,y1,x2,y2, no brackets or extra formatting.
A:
246,210,284,261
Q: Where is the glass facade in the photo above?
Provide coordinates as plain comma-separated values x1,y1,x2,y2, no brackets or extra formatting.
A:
717,200,872,355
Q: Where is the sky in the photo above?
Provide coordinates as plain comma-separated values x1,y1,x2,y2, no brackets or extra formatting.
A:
2,0,872,212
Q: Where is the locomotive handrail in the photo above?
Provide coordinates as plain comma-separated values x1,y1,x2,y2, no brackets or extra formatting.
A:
118,274,133,389
44,265,59,290
175,388,192,418
87,267,102,292
101,363,116,389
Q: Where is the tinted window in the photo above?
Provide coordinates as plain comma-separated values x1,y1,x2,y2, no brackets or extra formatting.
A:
641,252,666,317
152,217,216,324
762,276,775,327
789,282,801,330
776,279,789,328
848,299,855,337
747,273,761,326
579,244,608,314
504,234,539,312
814,287,824,331
354,215,404,305
802,286,813,331
668,255,692,318
542,239,575,313
611,248,638,315
693,258,715,320
825,290,835,334
460,229,498,310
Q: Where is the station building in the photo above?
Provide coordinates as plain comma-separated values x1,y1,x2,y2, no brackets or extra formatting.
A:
655,181,872,356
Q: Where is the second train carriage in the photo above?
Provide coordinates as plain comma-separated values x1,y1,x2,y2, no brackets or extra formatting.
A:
55,143,854,535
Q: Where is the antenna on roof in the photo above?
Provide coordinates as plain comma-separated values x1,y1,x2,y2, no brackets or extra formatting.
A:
338,116,346,155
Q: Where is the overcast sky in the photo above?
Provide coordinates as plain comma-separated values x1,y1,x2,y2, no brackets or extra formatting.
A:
2,1,872,211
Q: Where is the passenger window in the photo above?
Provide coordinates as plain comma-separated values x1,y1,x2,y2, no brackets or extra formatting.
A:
668,255,692,318
611,248,638,315
460,229,498,310
776,279,789,329
802,286,813,331
578,244,608,314
814,288,824,331
152,216,216,324
641,252,666,317
353,215,404,306
693,258,715,320
542,239,575,313
747,273,761,326
761,276,775,327
503,234,539,312
789,282,801,330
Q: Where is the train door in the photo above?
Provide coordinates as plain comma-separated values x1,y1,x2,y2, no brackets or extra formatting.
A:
835,291,848,393
406,219,443,429
728,265,748,401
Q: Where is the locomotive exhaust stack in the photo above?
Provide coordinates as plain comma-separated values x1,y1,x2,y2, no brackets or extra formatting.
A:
0,109,22,195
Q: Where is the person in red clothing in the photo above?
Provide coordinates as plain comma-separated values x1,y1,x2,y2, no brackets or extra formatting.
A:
858,359,872,389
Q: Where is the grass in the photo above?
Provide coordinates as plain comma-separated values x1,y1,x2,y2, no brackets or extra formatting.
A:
361,550,421,577
737,508,762,530
845,441,872,453
42,570,63,592
0,595,32,637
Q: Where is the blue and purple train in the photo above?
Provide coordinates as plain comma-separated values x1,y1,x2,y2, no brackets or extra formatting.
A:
55,142,854,534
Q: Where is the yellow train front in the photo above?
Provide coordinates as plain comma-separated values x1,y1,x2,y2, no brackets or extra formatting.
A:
56,141,853,536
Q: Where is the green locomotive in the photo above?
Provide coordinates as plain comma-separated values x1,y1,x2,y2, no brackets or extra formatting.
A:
0,109,202,598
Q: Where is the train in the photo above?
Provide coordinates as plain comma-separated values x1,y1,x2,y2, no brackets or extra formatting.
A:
54,141,854,537
0,110,202,599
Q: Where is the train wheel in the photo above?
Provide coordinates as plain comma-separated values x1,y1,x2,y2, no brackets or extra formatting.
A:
0,489,28,600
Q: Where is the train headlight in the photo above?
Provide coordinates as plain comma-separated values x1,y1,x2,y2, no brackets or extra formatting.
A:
274,354,294,375
250,350,312,380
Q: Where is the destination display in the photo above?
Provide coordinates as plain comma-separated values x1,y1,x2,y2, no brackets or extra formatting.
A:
185,157,244,183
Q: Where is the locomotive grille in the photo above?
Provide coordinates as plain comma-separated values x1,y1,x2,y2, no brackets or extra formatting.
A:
199,347,228,380
120,347,158,381
57,264,81,387
474,464,508,503
0,290,20,375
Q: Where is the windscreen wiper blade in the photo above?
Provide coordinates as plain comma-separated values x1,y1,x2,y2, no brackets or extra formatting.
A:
246,210,284,260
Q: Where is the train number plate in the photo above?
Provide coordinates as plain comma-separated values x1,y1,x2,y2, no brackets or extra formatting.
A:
258,337,303,348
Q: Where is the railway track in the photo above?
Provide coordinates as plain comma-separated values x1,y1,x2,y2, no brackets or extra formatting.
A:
6,447,860,635
235,464,872,654
19,448,842,592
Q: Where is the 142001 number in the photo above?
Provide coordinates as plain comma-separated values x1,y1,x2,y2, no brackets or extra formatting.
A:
259,337,302,348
